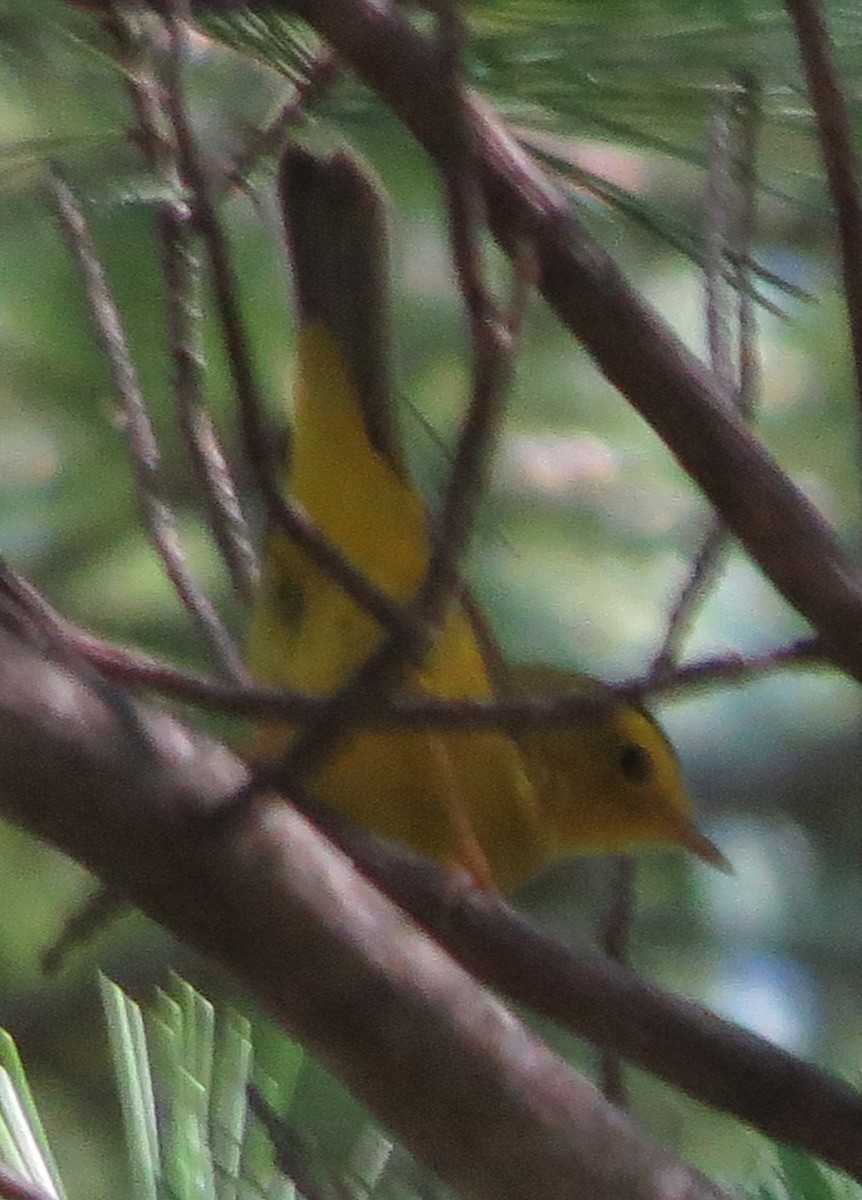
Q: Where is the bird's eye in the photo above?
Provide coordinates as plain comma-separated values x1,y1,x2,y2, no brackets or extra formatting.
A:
619,742,653,785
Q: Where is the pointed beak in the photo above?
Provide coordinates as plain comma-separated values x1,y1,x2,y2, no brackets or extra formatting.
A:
670,818,734,875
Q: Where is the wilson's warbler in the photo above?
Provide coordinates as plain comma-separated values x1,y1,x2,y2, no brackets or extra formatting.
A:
246,145,726,892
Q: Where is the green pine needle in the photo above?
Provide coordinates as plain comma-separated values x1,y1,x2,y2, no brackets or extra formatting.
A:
0,978,859,1199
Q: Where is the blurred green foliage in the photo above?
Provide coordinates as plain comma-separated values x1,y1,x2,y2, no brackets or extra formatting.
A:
0,1,860,1196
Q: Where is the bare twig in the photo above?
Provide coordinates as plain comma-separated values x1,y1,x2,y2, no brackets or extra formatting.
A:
652,78,763,675
598,854,637,1108
0,556,820,724
41,886,127,976
503,239,537,344
734,73,762,419
703,96,737,398
105,5,258,603
162,25,259,596
425,0,513,612
248,8,515,799
101,3,175,179
168,256,260,601
603,81,763,1101
784,0,862,443
51,170,246,679
227,46,341,186
107,5,259,601
37,646,831,734
160,196,259,600
159,21,415,644
654,526,728,677
247,1086,339,1200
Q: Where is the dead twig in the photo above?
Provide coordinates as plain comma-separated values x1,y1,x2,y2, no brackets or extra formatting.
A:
50,169,245,679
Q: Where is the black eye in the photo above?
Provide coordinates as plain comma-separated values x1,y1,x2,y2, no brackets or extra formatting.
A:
619,742,653,784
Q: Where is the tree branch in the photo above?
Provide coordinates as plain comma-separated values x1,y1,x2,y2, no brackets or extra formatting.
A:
0,626,730,1200
0,608,859,1181
0,563,824,726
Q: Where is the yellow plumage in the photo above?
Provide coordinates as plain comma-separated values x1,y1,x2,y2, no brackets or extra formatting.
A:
245,146,726,893
247,323,544,890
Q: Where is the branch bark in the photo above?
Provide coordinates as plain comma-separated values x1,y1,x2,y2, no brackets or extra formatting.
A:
280,796,862,1183
0,628,730,1200
2,623,862,1183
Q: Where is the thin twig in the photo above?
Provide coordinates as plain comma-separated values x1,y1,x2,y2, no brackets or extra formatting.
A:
106,4,258,603
249,1,513,797
652,91,737,676
50,170,246,679
703,96,737,399
41,886,127,976
227,46,341,187
101,3,176,180
784,0,862,449
652,524,728,676
116,635,831,726
734,73,762,420
504,239,538,344
165,211,260,599
247,1086,339,1200
652,78,763,675
0,558,824,729
599,72,751,1118
427,0,513,609
159,14,259,599
616,88,763,1095
160,18,414,643
599,82,764,1094
106,0,256,627
598,854,637,1108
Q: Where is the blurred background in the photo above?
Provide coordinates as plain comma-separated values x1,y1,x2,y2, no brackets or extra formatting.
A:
0,0,860,1194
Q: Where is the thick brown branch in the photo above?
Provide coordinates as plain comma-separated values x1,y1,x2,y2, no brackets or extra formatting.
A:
0,591,858,1180
255,798,862,1182
0,629,729,1200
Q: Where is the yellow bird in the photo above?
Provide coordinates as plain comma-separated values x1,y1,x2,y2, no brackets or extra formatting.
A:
246,145,726,893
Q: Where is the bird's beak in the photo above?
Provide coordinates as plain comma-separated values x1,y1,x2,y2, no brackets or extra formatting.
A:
670,818,733,875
